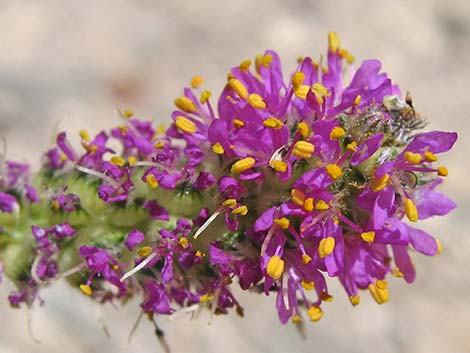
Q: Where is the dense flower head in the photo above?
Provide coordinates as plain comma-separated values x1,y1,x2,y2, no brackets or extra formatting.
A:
0,32,457,335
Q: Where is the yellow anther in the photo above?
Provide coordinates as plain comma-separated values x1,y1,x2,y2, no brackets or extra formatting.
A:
190,76,204,89
156,124,166,134
436,238,443,255
266,255,285,280
179,237,189,248
292,72,305,88
138,246,153,257
239,60,251,72
263,117,284,129
315,200,329,211
195,250,204,258
79,284,93,296
51,200,60,211
328,31,340,52
154,141,165,149
231,157,256,173
228,79,248,99
349,295,360,306
293,141,315,159
127,156,137,166
326,164,342,180
113,264,119,270
175,96,197,113
248,93,266,109
222,199,237,207
292,315,302,324
232,205,248,216
145,174,159,189
59,152,68,162
122,109,134,118
272,160,287,173
255,54,263,74
307,306,323,322
262,54,273,67
297,122,309,138
339,48,355,64
294,84,310,100
437,166,448,177
318,237,335,258
291,189,306,206
233,118,245,128
312,83,330,104
227,72,235,80
301,280,315,291
320,292,334,302
303,197,315,212
404,151,422,164
175,116,197,134
424,151,438,162
85,145,98,154
354,95,362,106
212,142,225,155
371,173,390,192
117,125,128,134
199,293,214,303
330,126,346,140
360,231,376,243
297,56,304,63
391,267,404,278
110,156,126,167
404,198,418,222
302,254,312,264
200,90,212,104
368,280,389,304
79,129,90,142
274,217,290,229
347,141,358,152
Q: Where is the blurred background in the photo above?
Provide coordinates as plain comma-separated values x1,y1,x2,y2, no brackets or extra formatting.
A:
0,0,469,352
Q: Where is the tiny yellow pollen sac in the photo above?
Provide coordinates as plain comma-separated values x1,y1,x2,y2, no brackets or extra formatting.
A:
404,151,422,164
360,231,376,243
175,116,197,134
222,198,237,207
368,280,389,305
51,200,60,211
248,93,266,109
199,293,214,303
328,31,340,53
174,96,197,113
320,292,334,302
404,198,419,222
293,141,315,159
330,126,346,140
212,142,225,155
436,238,443,255
274,217,290,229
294,84,310,100
233,118,245,128
292,72,305,88
231,157,256,173
138,246,153,257
292,315,302,324
272,160,287,173
200,90,212,104
239,59,252,72
301,280,315,291
145,174,159,189
347,141,358,152
349,295,360,306
316,200,330,210
190,75,204,89
371,173,390,192
307,306,323,322
312,83,330,104
291,188,306,206
297,122,309,139
195,250,204,258
339,48,355,64
354,94,362,106
80,284,93,296
110,156,126,167
424,150,438,162
303,197,315,212
266,255,285,280
122,109,134,118
228,78,248,100
232,205,248,216
437,166,448,177
391,267,404,278
179,237,189,248
263,117,284,129
79,129,90,142
127,156,137,166
154,141,165,149
326,164,342,180
262,54,273,67
318,237,335,258
302,254,312,264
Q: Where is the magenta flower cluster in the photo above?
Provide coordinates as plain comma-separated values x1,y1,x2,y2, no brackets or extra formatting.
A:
0,33,456,328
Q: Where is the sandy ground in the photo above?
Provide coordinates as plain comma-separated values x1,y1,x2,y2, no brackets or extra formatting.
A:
0,0,469,352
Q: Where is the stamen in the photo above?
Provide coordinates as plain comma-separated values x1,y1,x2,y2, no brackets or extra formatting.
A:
424,151,438,162
175,116,197,134
316,200,329,210
262,54,273,67
222,199,237,207
346,141,358,152
110,156,126,167
80,284,93,296
292,315,302,324
302,254,312,264
294,85,309,100
404,151,422,164
293,141,315,158
122,109,134,118
360,231,375,243
174,96,197,113
307,306,323,322
301,280,315,291
239,60,251,72
330,127,346,140
353,95,361,106
303,197,314,212
228,79,248,99
248,93,266,109
263,117,284,129
274,217,290,229
79,129,90,142
328,31,340,53
272,160,287,172
404,198,418,222
128,156,138,165
154,140,165,149
368,280,389,304
326,164,342,180
312,83,330,104
292,72,305,88
266,255,285,280
190,76,204,89
231,157,256,173
120,252,158,282
232,205,248,216
233,118,245,128
371,173,390,192
179,237,189,248
212,142,225,155
320,292,334,302
291,189,306,206
138,246,153,257
437,166,448,176
200,90,212,104
145,174,159,188
297,122,309,138
349,296,360,306
339,48,355,64
318,237,335,258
